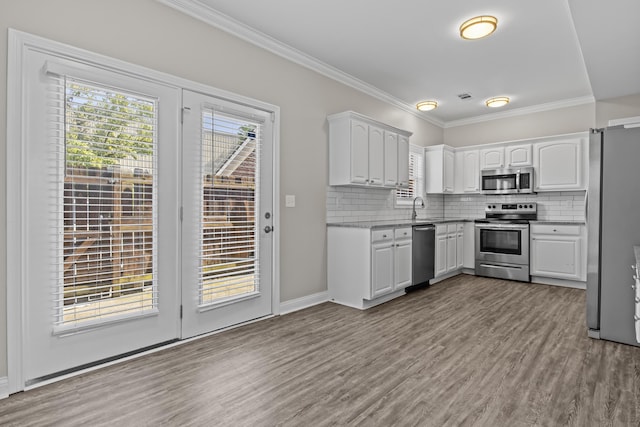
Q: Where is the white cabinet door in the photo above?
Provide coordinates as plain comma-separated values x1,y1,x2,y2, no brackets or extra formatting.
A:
350,119,369,184
425,145,454,194
505,143,532,167
480,147,504,169
384,131,398,187
371,241,394,298
462,150,479,192
456,231,464,270
534,138,584,191
446,234,457,272
397,135,410,188
394,239,412,290
531,236,581,280
444,149,455,193
435,234,448,277
368,125,385,186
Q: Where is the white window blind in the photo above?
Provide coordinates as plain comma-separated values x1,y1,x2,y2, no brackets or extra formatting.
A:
199,108,261,306
51,74,159,329
397,144,424,203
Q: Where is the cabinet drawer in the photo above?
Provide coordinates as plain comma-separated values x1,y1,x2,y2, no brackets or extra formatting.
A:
436,224,447,235
394,227,412,240
447,223,457,234
372,229,394,242
531,224,581,236
457,223,464,232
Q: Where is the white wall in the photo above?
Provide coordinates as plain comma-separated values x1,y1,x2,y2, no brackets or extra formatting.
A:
444,103,596,147
596,93,640,128
0,0,443,379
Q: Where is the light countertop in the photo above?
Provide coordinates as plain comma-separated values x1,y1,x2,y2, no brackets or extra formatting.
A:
327,218,474,229
530,220,586,225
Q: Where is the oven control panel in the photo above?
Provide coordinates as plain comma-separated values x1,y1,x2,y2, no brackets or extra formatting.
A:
485,202,537,215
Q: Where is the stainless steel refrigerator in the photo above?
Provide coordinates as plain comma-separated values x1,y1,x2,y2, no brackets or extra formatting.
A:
587,124,640,346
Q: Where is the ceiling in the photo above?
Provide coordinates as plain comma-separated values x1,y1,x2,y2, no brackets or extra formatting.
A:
161,0,640,127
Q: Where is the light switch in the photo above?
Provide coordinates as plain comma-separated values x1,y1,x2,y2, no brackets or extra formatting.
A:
285,194,296,208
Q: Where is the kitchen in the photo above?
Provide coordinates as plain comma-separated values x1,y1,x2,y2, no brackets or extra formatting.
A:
2,0,640,425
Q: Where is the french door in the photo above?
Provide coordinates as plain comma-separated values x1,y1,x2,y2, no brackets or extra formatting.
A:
181,90,273,338
14,43,274,388
20,49,182,385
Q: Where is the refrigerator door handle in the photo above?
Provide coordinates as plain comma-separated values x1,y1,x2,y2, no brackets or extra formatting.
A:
584,191,588,224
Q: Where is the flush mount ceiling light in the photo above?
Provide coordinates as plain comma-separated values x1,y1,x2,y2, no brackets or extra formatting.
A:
485,96,510,108
416,101,438,111
460,15,498,40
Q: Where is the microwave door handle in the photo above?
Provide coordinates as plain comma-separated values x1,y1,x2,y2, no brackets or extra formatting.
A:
515,170,521,193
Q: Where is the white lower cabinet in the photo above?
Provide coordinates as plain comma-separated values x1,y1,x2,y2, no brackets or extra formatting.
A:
435,223,465,279
435,230,448,277
371,239,394,298
393,228,413,290
530,224,586,281
328,226,412,309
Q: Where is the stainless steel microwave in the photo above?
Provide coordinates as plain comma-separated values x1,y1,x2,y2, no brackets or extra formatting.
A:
481,167,534,194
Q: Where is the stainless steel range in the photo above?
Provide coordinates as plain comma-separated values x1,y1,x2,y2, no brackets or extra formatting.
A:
475,203,537,282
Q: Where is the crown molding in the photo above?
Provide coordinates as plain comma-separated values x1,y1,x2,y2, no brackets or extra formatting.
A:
443,95,595,128
156,0,595,130
156,0,444,128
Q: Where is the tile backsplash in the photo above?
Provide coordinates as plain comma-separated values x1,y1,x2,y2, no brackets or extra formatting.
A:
326,186,444,223
444,191,587,221
326,187,586,223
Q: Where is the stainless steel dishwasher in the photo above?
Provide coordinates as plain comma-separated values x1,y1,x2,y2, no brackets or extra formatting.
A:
408,224,436,290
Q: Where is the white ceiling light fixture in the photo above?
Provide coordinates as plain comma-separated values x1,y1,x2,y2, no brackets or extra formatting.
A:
416,101,438,111
485,96,510,108
460,15,498,40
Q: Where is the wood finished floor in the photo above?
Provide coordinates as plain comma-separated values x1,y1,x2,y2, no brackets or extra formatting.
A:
2,275,640,426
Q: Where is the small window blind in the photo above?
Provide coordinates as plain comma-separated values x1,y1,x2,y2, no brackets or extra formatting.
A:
50,74,159,329
199,109,261,307
397,144,424,203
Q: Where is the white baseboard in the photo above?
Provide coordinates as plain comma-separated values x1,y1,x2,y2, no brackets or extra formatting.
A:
0,377,8,400
279,291,329,315
531,276,586,290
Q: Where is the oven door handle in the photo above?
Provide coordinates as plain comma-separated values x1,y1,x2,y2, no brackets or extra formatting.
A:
515,170,521,193
476,224,528,230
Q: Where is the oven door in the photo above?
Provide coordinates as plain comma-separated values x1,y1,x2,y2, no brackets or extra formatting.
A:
475,223,529,265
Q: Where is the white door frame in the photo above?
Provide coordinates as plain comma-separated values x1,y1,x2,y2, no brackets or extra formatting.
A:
6,29,280,394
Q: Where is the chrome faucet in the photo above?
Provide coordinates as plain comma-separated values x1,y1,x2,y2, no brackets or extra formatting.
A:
412,196,424,220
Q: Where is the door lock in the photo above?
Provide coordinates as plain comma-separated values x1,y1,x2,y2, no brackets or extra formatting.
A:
264,225,273,233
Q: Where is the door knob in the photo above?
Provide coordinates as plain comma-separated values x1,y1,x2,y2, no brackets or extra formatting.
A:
264,225,273,233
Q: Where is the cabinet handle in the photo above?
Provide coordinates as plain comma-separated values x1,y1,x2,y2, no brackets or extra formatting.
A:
553,229,557,232
383,234,387,238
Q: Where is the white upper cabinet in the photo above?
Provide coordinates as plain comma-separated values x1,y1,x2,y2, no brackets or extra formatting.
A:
349,119,369,184
397,134,410,188
425,145,455,193
505,143,532,167
454,149,480,193
383,130,398,187
480,147,505,169
328,111,412,188
368,125,385,186
533,136,587,191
